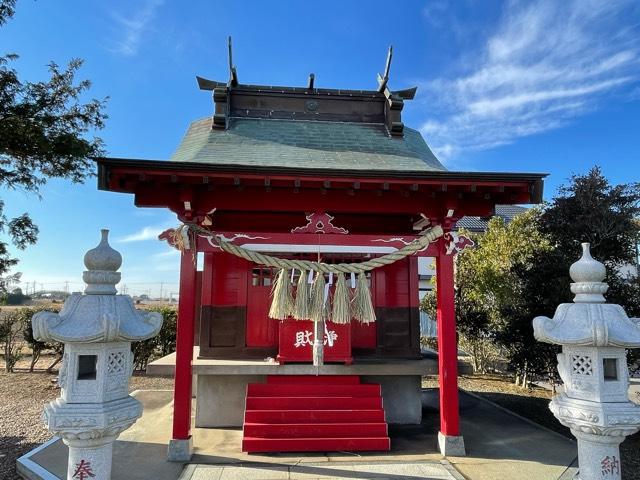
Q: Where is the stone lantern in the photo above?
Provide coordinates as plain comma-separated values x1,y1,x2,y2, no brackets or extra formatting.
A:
533,243,640,480
33,229,163,480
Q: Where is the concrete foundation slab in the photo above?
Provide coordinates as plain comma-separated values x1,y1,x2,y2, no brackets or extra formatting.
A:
177,461,461,480
362,374,422,424
196,374,264,427
147,348,439,377
18,388,579,480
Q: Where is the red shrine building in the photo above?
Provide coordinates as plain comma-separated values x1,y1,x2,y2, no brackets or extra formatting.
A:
96,52,545,460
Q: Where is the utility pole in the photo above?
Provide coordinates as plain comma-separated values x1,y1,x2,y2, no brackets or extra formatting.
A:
160,282,164,301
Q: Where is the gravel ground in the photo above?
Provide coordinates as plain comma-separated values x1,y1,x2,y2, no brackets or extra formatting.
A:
0,355,174,480
424,374,640,480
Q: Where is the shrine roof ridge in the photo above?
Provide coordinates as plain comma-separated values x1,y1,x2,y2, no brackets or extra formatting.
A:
197,76,412,98
169,117,446,172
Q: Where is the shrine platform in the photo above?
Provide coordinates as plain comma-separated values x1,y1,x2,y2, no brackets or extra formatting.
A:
146,349,465,427
17,389,578,480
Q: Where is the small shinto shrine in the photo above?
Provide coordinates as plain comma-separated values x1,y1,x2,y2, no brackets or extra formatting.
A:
95,46,546,459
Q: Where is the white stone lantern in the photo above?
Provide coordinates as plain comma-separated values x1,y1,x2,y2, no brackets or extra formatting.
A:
33,229,163,480
533,243,640,480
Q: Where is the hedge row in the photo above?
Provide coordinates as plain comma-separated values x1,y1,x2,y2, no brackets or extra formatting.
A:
0,305,177,373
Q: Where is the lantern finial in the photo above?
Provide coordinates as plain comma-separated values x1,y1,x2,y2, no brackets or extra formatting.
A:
83,229,122,295
569,242,608,303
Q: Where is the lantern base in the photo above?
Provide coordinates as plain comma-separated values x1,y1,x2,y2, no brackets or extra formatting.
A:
66,442,113,480
573,431,625,480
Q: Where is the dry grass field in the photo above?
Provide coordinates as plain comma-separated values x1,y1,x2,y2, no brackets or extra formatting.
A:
0,355,173,480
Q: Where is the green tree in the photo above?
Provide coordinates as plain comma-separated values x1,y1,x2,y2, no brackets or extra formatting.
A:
0,0,107,289
451,167,640,384
420,210,553,375
533,167,640,374
461,211,554,382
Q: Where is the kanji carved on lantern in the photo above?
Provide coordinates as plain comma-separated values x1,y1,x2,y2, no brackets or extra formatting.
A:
33,230,162,480
533,243,640,480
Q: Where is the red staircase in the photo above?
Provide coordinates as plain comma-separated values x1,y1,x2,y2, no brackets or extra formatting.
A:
242,375,390,453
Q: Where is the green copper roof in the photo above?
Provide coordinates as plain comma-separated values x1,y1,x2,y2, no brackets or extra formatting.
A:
170,117,446,172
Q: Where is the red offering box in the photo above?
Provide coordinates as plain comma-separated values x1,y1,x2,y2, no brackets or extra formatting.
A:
277,319,352,364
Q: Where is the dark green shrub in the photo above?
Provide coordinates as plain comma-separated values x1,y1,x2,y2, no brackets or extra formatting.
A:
131,306,177,371
19,306,63,371
0,309,23,372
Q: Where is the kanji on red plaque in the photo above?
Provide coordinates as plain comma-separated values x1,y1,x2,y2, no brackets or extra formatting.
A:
72,459,96,479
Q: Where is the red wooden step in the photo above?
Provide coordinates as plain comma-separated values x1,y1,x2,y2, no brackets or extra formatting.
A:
245,396,383,410
266,375,360,385
242,436,391,453
247,383,380,397
244,422,388,438
244,409,385,423
242,375,390,453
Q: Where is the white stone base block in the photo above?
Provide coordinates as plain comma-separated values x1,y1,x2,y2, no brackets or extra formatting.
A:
66,442,113,480
574,431,624,480
438,431,466,456
167,437,193,462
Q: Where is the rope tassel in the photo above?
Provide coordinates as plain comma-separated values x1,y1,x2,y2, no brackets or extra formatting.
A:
309,271,327,323
331,272,351,324
268,268,294,320
293,270,310,320
352,272,376,324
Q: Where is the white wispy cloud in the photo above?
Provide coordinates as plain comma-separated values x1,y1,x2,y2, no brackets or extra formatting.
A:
117,226,167,243
108,0,164,56
419,0,640,162
152,250,179,260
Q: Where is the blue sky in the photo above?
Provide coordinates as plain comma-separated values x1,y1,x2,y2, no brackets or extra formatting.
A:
2,0,639,296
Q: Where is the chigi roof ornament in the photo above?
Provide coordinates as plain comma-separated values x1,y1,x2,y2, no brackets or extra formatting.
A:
195,39,417,137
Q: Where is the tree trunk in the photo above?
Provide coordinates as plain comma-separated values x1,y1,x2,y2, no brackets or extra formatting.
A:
46,353,63,373
29,349,41,372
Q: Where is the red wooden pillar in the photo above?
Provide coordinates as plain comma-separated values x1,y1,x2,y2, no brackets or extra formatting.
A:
168,250,197,461
435,236,466,455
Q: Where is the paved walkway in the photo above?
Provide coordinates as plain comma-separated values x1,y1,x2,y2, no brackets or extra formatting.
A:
179,461,463,480
19,389,578,480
